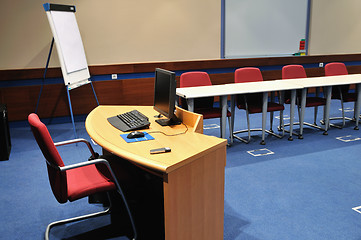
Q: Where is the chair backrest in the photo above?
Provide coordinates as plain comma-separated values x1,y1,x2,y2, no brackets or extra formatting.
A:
234,67,263,83
325,62,348,76
180,71,212,87
282,65,307,101
234,67,264,105
282,65,307,79
28,113,67,203
325,62,349,97
180,71,214,109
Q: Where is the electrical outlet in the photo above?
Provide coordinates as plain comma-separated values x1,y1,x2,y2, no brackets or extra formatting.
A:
111,74,117,79
319,63,324,68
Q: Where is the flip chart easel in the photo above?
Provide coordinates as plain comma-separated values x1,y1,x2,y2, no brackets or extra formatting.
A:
36,3,99,138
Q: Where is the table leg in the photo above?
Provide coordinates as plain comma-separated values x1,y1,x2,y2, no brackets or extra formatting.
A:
187,98,194,112
220,95,227,140
323,86,332,135
289,89,296,141
261,92,268,145
230,95,235,145
299,88,307,139
354,83,361,130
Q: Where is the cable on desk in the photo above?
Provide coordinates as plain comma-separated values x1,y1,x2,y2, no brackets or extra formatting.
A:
148,122,188,136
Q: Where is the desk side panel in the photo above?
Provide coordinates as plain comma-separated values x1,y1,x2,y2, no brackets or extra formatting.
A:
163,146,226,240
175,106,203,134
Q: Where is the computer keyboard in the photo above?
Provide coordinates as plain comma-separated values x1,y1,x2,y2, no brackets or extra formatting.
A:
107,109,150,132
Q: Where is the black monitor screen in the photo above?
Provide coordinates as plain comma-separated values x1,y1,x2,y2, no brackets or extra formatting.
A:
153,68,179,126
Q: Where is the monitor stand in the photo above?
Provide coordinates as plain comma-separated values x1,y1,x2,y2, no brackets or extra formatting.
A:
155,118,181,126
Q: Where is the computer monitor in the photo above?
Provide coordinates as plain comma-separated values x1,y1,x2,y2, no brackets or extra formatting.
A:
153,68,180,126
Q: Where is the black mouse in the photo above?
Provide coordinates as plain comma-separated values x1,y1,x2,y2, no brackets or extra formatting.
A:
127,131,145,139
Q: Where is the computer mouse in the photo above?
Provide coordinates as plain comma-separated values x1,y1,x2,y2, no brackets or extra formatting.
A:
127,131,145,139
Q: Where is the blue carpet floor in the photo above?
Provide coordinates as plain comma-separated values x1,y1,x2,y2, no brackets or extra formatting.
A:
2,100,361,239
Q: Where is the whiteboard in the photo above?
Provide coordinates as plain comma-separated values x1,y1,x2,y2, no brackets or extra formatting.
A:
224,0,309,58
44,4,90,89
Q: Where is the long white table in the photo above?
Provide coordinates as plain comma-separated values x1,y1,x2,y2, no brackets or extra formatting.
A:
176,74,361,144
280,74,361,137
176,81,302,144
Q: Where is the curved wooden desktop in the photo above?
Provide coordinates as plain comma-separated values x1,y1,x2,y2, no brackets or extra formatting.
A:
86,105,227,240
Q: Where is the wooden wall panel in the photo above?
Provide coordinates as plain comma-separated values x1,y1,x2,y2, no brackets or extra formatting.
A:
1,78,156,121
95,78,155,106
3,54,361,81
2,55,361,121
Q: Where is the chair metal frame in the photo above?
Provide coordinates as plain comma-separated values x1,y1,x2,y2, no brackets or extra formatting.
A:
321,62,358,130
44,138,137,240
320,86,357,129
231,67,285,145
280,88,328,137
280,65,328,138
233,92,285,145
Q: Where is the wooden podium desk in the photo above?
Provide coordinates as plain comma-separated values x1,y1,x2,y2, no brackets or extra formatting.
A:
86,105,227,240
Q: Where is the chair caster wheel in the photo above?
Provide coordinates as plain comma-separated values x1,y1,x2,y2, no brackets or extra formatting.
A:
323,131,328,135
354,126,359,130
298,135,304,139
260,140,266,145
320,120,325,125
288,136,293,141
269,129,274,133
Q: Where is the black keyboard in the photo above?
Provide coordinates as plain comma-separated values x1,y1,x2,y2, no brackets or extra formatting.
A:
107,109,150,132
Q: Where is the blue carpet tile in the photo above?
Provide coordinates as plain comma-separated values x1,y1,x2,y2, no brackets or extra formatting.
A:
2,100,361,239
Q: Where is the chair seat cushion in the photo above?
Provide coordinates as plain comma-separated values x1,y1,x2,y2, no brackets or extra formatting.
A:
195,108,232,119
237,102,284,114
304,97,326,107
67,164,116,202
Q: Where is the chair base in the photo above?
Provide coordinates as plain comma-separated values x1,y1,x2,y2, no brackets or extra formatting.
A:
279,121,328,139
320,116,357,129
233,128,283,145
279,127,300,140
45,193,136,240
45,206,116,240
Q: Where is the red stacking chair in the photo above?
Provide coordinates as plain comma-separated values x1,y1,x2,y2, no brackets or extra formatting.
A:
282,65,327,137
28,113,137,240
324,62,357,129
180,71,232,137
233,67,285,145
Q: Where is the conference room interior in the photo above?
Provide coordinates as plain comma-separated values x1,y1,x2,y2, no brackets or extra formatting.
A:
2,0,361,240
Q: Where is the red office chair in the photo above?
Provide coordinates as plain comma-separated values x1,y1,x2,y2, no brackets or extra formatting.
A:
180,71,232,137
28,113,137,240
233,67,285,145
282,65,327,137
324,62,357,129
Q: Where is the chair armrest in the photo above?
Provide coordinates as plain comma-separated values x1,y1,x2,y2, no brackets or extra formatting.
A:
54,138,98,159
59,158,109,171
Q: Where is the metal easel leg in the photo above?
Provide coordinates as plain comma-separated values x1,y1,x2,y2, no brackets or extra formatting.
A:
66,86,78,139
35,82,44,114
89,80,100,106
36,38,54,113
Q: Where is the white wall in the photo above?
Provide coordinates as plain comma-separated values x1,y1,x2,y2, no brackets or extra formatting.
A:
1,0,361,70
308,0,361,55
0,0,221,70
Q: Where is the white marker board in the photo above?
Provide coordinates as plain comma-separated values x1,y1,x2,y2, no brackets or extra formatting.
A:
224,0,309,58
44,3,90,89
